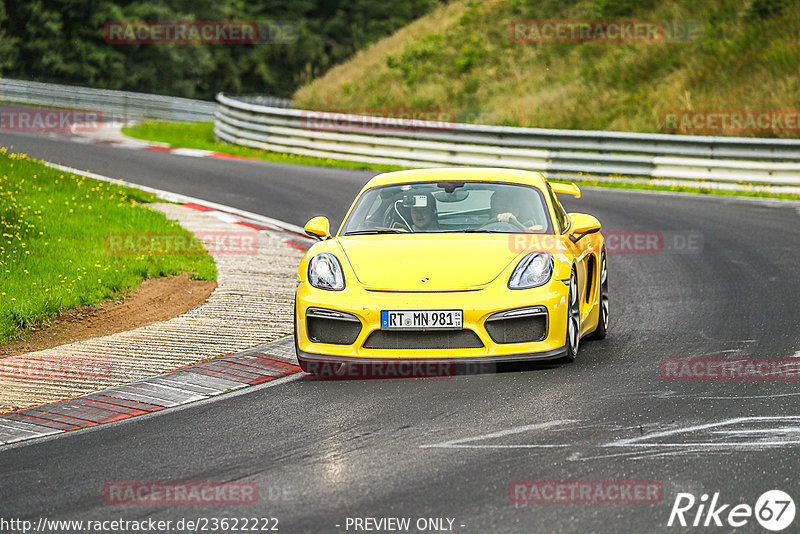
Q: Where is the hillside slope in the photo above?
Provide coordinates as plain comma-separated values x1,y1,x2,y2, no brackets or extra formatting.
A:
294,0,800,136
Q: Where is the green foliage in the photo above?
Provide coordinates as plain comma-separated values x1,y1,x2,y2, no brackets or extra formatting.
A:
747,0,790,18
593,0,659,18
455,34,484,73
1,0,442,98
385,33,444,83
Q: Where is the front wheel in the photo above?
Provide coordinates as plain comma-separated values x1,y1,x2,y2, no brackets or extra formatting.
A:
589,251,608,340
561,269,580,362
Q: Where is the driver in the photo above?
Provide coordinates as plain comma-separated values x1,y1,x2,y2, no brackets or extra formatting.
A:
410,192,440,232
490,190,542,231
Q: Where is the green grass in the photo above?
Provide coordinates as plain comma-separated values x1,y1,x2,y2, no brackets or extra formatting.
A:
122,122,408,173
123,121,800,201
567,176,800,201
295,0,800,137
0,148,217,343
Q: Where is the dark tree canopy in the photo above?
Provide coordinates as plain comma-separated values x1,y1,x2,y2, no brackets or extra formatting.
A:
1,0,441,99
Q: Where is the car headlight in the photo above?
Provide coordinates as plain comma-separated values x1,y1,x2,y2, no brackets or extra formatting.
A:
308,253,345,291
509,252,553,289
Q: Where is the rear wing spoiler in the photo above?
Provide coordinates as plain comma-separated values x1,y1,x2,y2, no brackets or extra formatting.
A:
549,182,581,198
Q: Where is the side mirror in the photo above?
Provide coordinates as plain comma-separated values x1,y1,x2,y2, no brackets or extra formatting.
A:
304,216,331,240
568,213,601,243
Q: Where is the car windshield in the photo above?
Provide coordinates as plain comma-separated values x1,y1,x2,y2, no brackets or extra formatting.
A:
340,180,552,235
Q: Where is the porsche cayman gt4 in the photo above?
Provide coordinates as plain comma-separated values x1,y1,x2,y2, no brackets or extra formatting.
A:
294,168,608,373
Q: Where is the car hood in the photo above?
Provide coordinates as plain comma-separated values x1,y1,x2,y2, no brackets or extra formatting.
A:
337,235,530,291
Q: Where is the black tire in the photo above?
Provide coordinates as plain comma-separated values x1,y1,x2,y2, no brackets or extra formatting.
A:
561,268,581,363
589,251,608,340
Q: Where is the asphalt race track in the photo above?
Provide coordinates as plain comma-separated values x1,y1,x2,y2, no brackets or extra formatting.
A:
1,131,799,533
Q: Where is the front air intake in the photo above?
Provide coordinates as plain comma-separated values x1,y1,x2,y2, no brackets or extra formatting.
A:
363,330,483,349
485,306,548,344
306,308,361,345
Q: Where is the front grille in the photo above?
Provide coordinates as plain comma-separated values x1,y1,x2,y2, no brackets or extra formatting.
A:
485,312,547,344
306,309,361,345
364,330,483,349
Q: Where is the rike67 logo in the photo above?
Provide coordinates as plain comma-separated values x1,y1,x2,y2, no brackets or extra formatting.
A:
668,490,795,531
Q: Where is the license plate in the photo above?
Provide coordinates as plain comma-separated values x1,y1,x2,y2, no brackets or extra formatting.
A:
381,310,463,330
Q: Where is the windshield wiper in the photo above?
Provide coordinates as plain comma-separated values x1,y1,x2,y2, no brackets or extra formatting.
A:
344,229,404,235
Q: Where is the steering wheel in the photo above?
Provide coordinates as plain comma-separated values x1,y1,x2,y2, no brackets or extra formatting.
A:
382,203,412,232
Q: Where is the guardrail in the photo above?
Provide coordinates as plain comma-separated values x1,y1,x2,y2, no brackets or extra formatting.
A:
0,78,218,122
215,93,800,186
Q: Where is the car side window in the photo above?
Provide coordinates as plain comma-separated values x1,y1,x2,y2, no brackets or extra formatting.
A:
546,183,569,233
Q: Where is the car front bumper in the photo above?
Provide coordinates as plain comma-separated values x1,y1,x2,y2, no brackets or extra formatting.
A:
295,279,569,364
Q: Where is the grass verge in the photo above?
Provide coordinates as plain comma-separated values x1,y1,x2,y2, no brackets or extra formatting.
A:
567,176,800,201
122,122,800,201
0,148,217,343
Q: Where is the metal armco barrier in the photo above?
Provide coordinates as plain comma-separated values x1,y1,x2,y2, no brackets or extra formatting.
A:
0,78,217,122
215,93,800,185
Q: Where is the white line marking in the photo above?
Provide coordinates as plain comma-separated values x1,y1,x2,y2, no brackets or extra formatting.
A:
604,416,800,448
692,393,800,400
711,427,800,435
420,420,577,449
206,210,242,223
615,391,800,400
569,448,713,462
170,148,215,157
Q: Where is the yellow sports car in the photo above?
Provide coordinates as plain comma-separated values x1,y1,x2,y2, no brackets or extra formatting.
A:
294,168,607,373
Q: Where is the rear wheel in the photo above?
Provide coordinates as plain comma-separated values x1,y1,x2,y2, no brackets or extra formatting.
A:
561,269,580,362
589,251,608,340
